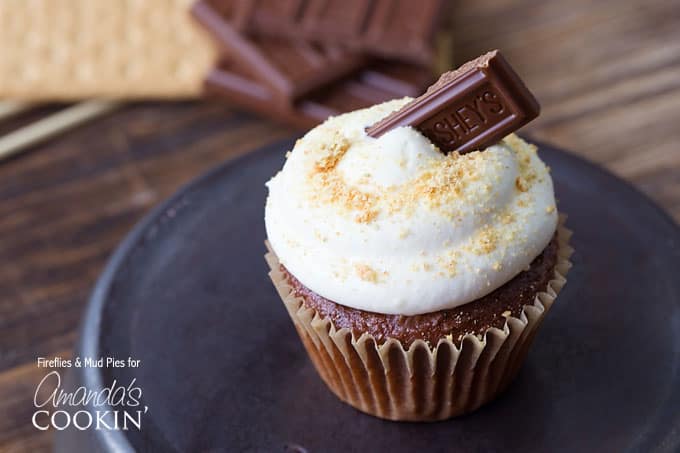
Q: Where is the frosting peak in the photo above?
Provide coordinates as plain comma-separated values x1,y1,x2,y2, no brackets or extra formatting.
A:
265,99,558,315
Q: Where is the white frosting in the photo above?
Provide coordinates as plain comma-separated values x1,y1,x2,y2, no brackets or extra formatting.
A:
265,98,558,316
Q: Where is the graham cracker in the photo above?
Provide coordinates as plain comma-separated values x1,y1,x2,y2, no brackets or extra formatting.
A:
0,0,217,100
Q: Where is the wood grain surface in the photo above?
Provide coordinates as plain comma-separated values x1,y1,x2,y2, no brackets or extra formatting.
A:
1,0,679,450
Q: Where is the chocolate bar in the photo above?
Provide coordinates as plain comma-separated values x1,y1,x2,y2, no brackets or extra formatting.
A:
205,61,433,129
366,50,540,154
223,0,445,65
192,0,366,103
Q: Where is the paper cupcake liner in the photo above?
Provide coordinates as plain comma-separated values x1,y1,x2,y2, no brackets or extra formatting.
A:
265,216,573,421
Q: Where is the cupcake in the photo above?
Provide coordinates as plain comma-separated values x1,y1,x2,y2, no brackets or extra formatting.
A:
264,98,572,421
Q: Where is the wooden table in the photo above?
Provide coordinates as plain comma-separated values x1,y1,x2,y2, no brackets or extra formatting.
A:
1,0,678,450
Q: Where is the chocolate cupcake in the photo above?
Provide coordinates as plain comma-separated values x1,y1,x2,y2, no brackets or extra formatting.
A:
264,98,572,421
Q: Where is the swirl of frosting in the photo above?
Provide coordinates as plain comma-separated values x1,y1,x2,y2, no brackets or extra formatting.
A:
265,98,558,315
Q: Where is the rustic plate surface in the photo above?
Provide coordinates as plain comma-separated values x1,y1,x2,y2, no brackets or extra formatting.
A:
55,138,680,453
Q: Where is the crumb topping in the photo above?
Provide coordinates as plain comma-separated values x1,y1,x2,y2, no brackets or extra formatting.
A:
306,133,542,229
469,225,499,255
355,263,379,282
299,130,549,267
314,134,350,172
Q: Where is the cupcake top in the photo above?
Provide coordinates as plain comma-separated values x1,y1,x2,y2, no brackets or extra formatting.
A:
265,98,558,316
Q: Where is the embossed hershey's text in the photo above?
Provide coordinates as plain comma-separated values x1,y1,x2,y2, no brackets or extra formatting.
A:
418,84,513,151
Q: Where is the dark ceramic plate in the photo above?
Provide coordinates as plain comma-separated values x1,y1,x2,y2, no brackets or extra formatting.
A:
55,138,680,453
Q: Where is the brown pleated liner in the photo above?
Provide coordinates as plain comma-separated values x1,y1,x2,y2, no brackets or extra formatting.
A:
265,217,573,421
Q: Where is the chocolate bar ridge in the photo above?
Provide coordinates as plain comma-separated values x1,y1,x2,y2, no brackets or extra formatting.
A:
366,50,540,154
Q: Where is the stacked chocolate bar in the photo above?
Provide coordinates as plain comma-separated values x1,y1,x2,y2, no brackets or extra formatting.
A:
191,0,449,128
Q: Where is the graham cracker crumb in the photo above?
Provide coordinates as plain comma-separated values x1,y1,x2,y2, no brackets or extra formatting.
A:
469,225,499,255
501,212,515,225
314,135,350,172
515,176,529,192
437,249,460,277
355,263,379,283
440,259,457,277
355,209,379,223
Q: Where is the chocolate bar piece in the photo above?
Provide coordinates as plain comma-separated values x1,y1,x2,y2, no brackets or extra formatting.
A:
228,0,444,65
192,0,366,103
237,0,305,34
205,61,433,129
359,61,435,97
364,0,442,59
366,50,540,154
300,0,375,41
